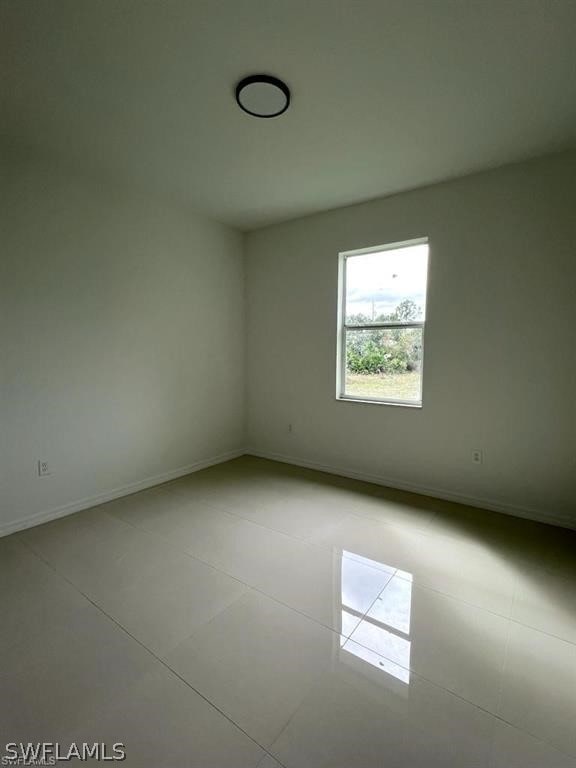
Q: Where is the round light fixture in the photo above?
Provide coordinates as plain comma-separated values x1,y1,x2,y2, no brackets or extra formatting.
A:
235,74,290,118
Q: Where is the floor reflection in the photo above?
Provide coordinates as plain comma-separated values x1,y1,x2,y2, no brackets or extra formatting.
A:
340,551,412,685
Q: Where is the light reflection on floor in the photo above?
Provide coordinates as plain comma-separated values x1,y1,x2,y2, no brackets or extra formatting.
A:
341,550,412,685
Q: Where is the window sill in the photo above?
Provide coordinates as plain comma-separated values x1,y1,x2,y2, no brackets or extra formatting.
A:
336,395,422,408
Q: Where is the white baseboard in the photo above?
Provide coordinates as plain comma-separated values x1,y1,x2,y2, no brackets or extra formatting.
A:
247,448,576,532
4,446,573,538
0,448,245,539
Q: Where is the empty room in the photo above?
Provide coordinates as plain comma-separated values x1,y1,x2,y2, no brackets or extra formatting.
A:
1,1,576,766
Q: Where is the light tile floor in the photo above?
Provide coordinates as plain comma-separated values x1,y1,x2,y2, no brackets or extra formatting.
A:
2,456,576,766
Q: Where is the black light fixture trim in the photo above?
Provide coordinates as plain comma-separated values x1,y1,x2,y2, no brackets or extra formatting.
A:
235,74,291,118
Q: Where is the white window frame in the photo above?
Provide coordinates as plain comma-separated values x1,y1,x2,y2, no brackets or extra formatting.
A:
336,237,429,407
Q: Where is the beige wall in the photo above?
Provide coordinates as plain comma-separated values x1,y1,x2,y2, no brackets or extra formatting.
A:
1,151,245,534
245,151,576,527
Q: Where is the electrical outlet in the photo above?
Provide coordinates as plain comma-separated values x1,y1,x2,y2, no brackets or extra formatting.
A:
37,459,51,477
472,449,483,465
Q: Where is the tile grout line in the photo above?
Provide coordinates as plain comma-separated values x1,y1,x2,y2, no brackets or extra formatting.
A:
201,481,576,584
20,525,564,761
117,470,576,584
93,508,351,637
15,520,576,764
17,487,576,652
163,477,434,548
13,471,576,763
488,583,517,767
100,502,576,651
16,537,289,768
340,616,576,763
114,456,576,560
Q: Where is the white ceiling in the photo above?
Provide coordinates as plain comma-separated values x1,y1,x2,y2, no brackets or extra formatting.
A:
2,0,576,230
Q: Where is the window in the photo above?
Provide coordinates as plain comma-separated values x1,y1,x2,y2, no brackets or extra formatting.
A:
337,238,429,406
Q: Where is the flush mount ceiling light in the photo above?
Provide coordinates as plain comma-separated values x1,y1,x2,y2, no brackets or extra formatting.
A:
235,74,290,118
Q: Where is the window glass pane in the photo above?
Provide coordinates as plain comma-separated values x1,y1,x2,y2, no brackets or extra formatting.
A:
345,243,428,324
345,327,423,402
